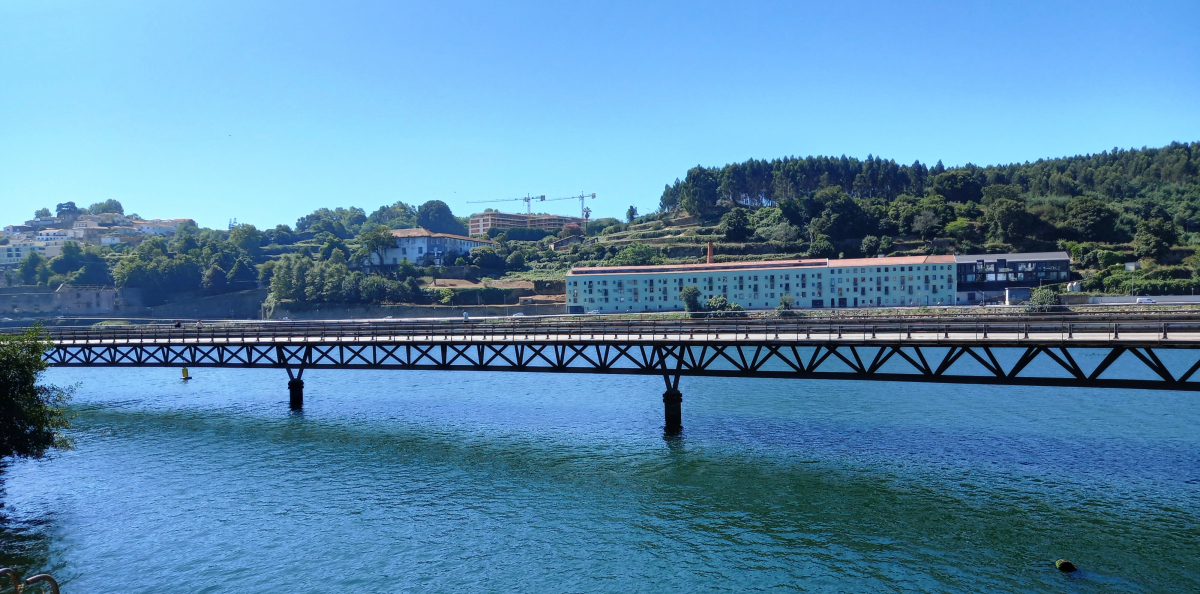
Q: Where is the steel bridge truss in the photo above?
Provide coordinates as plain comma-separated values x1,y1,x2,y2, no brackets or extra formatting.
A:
44,340,1200,392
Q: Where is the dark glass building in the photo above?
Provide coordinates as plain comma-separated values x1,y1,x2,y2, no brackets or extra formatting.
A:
953,252,1071,304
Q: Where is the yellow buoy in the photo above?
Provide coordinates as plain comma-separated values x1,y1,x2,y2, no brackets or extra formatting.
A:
182,367,191,381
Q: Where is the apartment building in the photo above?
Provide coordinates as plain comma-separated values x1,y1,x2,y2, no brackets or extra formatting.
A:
566,255,960,313
469,211,583,236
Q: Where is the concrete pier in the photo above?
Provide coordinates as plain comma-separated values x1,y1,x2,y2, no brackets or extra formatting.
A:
663,388,682,434
288,379,304,409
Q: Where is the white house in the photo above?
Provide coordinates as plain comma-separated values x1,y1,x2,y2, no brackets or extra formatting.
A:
372,228,492,267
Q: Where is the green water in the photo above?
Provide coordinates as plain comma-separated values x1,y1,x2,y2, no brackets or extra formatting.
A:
1,365,1197,592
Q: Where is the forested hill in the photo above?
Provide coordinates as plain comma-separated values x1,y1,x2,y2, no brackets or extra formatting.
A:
659,142,1200,223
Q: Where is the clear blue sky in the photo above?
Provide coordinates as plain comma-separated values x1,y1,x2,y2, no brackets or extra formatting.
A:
2,1,1197,230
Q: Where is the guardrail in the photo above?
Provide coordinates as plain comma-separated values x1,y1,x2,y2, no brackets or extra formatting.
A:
10,316,1197,346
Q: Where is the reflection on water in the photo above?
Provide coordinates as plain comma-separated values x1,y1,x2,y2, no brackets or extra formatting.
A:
0,365,1197,593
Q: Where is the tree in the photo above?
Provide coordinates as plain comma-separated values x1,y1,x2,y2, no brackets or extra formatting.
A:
17,252,48,285
1064,196,1118,241
807,238,835,258
931,171,983,202
608,242,660,266
704,296,744,316
626,205,638,223
55,202,81,218
228,224,264,257
470,246,505,269
558,224,583,238
357,225,395,273
34,208,51,218
226,258,257,286
912,210,941,239
0,327,72,460
861,235,880,256
680,285,702,311
1027,287,1059,312
719,208,753,241
1134,218,1178,260
505,251,525,270
777,294,795,310
679,166,719,216
982,198,1030,243
417,200,468,235
87,199,124,215
202,264,228,294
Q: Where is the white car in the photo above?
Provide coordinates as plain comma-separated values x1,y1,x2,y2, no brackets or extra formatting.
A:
1136,297,1156,304
511,312,525,317
587,310,601,315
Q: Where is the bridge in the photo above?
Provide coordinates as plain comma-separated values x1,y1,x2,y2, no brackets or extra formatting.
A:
23,311,1200,434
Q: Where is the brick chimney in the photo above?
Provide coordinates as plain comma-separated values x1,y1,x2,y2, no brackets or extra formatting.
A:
707,241,714,264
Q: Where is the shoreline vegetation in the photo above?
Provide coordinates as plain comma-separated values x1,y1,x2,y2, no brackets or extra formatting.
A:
4,142,1198,312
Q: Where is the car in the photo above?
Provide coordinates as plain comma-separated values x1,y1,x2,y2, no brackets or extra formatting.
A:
384,315,394,319
587,310,601,315
510,312,525,317
1136,297,1156,304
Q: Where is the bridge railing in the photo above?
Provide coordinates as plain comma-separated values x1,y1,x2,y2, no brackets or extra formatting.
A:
8,316,1198,345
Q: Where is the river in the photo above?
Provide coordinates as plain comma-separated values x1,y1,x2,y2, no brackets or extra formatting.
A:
1,364,1197,592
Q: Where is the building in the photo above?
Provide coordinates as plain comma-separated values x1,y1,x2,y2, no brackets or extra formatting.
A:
1,240,67,267
566,255,960,314
952,252,1071,305
469,211,583,236
370,228,493,267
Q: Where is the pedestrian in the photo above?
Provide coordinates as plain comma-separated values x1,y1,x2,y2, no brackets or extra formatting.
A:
196,320,203,330
463,311,470,323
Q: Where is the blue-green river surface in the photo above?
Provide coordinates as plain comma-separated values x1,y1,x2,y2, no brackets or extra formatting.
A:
2,359,1198,592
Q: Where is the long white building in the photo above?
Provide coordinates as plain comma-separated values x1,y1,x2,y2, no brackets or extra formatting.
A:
565,251,1070,313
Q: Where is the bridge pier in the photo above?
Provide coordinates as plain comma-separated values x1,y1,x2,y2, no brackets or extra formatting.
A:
663,388,682,434
286,368,305,409
288,379,304,409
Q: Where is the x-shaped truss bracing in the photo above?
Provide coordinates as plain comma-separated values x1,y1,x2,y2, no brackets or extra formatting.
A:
41,340,1200,392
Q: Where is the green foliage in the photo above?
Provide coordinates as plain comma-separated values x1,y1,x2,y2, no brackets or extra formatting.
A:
932,171,983,202
608,242,661,266
0,327,73,459
558,224,583,238
365,201,419,230
1134,217,1178,259
438,287,454,304
626,205,638,223
807,238,835,258
1027,287,1059,312
56,201,81,218
680,285,702,311
719,208,753,241
296,207,365,238
470,246,505,269
704,295,745,316
1064,196,1118,241
86,199,124,215
228,224,264,257
505,251,526,270
34,207,51,218
861,235,880,256
417,200,468,235
502,227,553,242
777,294,795,310
202,264,228,295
